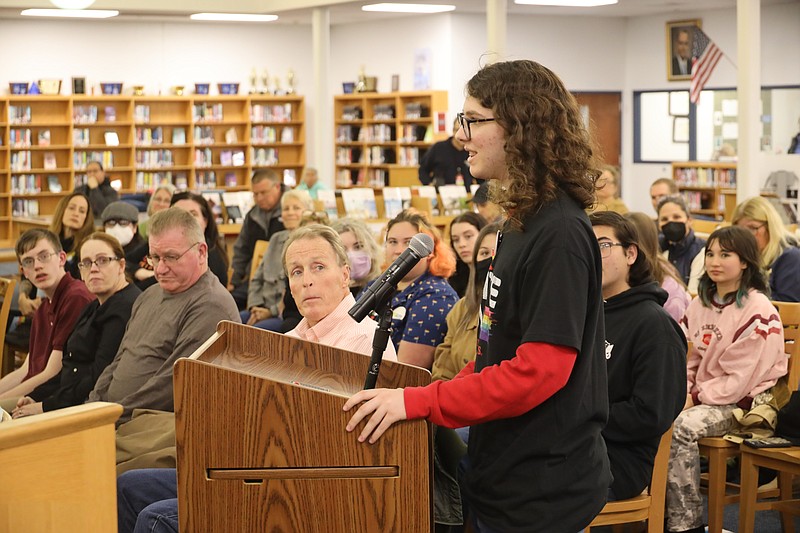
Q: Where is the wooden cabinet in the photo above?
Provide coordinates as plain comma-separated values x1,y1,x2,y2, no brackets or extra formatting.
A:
0,94,305,247
334,91,447,189
672,161,737,220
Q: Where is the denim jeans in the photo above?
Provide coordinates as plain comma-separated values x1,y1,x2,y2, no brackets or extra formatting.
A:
117,468,178,533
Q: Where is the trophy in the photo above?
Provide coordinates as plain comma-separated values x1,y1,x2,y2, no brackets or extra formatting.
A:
355,65,367,93
249,68,258,94
286,69,296,95
260,69,270,95
273,76,284,96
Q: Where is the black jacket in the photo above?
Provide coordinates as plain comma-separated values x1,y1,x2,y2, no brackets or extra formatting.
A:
230,192,286,287
661,229,705,286
75,177,119,218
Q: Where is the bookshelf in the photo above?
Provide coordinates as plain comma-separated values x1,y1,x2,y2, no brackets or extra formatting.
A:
0,94,306,248
333,91,447,189
672,161,737,220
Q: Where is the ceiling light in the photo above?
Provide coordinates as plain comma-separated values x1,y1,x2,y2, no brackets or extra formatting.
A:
21,8,119,18
515,0,617,6
190,13,279,22
362,3,456,13
50,0,95,8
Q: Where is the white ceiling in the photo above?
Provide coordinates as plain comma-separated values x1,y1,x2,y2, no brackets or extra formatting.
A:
0,0,796,24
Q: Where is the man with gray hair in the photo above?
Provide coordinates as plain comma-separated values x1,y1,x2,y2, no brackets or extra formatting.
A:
89,207,240,424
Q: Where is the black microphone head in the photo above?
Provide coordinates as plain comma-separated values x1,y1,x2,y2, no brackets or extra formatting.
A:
409,233,434,258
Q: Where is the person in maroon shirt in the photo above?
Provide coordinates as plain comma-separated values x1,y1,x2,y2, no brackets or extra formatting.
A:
0,229,94,411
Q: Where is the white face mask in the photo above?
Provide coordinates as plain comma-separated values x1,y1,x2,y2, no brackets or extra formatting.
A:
105,225,135,247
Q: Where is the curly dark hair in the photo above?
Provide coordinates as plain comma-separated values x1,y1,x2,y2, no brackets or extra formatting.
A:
589,211,654,289
465,60,600,228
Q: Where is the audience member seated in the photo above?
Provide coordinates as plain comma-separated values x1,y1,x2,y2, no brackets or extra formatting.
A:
101,201,145,279
11,232,141,418
589,165,629,215
446,212,487,297
138,184,175,240
171,191,229,288
88,208,240,425
627,211,691,321
230,169,287,309
469,181,504,224
650,177,679,215
116,226,399,533
0,229,95,412
294,166,329,200
666,226,787,533
381,210,458,369
432,222,499,382
74,160,119,218
589,211,686,501
242,190,312,330
330,217,383,297
731,195,800,302
657,195,705,293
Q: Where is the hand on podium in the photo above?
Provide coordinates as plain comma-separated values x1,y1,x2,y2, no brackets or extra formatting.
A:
344,388,408,444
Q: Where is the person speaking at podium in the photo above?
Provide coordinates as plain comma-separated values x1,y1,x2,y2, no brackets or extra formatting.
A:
345,60,611,533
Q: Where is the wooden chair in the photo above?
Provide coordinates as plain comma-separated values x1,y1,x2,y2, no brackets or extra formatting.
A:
587,426,674,533
249,239,269,280
699,300,800,533
0,276,19,377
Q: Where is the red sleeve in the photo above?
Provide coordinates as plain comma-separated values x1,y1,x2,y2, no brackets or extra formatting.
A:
452,360,475,380
404,342,576,427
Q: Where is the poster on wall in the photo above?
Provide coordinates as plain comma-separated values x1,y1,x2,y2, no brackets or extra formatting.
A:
413,48,432,90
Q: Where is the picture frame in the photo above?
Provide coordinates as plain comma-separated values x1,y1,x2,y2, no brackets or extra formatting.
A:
666,19,701,81
673,116,690,143
669,91,690,117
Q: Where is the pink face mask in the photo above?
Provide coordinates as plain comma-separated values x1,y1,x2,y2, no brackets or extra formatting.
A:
347,250,372,281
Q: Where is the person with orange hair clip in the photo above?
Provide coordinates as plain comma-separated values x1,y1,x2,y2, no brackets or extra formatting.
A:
379,209,458,370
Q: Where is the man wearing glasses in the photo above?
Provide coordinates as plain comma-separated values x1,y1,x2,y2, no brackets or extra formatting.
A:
0,229,94,412
89,207,239,425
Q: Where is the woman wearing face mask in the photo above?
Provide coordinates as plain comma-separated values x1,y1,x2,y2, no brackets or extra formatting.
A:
432,222,500,382
331,218,383,296
657,195,706,294
100,201,145,280
447,212,487,298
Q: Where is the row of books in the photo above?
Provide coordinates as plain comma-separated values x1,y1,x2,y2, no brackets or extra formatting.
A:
135,126,187,146
341,105,362,121
397,147,423,166
74,151,114,169
193,103,224,122
336,125,360,143
372,104,395,120
365,124,394,142
12,174,63,194
73,105,116,124
365,146,395,165
196,171,221,189
13,199,39,217
674,167,737,187
250,103,294,123
400,124,432,143
134,105,152,123
335,168,387,188
135,171,189,192
10,151,32,171
404,102,429,119
9,105,32,124
194,147,213,167
220,150,246,167
681,191,725,212
251,125,294,144
135,149,176,168
252,147,279,166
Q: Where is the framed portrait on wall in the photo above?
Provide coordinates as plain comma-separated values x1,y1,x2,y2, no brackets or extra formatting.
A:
666,19,701,81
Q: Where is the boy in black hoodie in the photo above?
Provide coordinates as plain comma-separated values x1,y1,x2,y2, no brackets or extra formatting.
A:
590,211,688,500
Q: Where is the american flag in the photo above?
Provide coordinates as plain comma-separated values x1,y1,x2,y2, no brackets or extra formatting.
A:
690,28,723,104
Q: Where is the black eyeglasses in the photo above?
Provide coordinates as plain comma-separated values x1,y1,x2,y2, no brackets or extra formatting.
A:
456,112,496,140
78,256,119,270
598,242,625,258
104,219,133,228
146,242,200,268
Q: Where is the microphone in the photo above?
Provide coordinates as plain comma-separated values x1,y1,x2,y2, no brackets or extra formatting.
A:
348,233,434,323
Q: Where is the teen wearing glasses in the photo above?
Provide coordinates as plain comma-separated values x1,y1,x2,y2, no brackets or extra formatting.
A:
88,208,239,425
11,232,141,418
345,60,611,533
0,229,94,412
731,195,800,302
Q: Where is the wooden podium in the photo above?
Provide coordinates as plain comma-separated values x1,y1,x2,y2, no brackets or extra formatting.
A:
174,320,433,532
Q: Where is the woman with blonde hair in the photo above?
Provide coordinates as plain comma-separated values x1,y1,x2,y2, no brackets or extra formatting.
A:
330,218,383,295
381,209,458,369
139,184,175,240
626,212,691,321
732,195,800,302
590,165,629,215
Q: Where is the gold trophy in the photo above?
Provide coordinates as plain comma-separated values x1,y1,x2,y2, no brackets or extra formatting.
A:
261,69,270,95
355,65,367,93
249,68,258,94
273,76,283,96
286,69,296,95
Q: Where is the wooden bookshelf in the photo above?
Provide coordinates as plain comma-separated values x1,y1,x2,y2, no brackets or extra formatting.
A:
672,161,737,220
0,94,305,246
333,91,447,189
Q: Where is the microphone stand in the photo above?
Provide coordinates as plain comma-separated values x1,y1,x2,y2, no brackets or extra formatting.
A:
363,298,394,390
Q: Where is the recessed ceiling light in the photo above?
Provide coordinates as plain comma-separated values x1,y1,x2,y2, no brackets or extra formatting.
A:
515,0,617,6
362,3,456,13
21,8,119,18
190,13,279,22
50,0,95,8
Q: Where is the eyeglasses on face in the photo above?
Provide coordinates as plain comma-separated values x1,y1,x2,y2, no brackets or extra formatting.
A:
78,256,119,270
104,219,133,228
20,251,57,269
456,112,496,140
598,241,625,258
146,242,201,268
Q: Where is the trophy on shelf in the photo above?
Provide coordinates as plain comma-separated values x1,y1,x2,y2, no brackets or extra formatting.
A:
286,69,296,95
273,76,284,96
355,65,367,93
260,69,270,95
249,68,259,94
